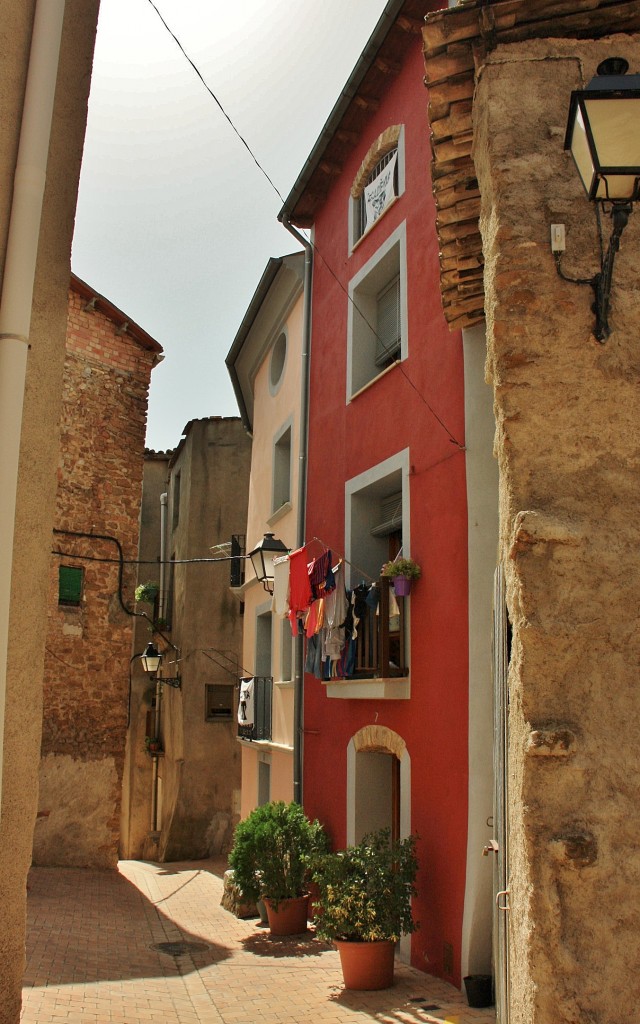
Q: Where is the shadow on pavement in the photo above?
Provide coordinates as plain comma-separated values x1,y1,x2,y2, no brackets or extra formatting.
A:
241,929,334,958
24,863,233,987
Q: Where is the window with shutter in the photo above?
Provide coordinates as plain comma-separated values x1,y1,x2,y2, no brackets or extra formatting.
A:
58,565,83,606
375,274,401,366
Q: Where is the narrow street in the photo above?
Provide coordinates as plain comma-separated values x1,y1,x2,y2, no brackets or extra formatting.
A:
21,859,496,1024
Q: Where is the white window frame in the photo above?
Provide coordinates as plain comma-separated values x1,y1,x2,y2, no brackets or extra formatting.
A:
347,222,407,401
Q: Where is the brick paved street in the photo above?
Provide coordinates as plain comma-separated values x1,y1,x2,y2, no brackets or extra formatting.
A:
21,859,497,1024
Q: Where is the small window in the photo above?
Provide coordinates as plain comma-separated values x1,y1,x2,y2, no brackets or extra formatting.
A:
205,684,234,722
58,566,83,606
272,424,292,513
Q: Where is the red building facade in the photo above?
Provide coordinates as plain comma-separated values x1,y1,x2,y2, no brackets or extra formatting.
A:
281,1,496,986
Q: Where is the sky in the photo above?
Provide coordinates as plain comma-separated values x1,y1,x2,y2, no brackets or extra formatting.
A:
71,0,391,452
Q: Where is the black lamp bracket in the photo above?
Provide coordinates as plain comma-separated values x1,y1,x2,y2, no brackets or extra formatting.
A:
554,199,634,343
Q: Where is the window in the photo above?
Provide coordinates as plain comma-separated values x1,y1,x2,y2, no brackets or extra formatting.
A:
230,534,246,587
347,222,407,398
356,148,399,242
238,677,273,742
279,619,293,682
258,755,271,805
349,125,404,250
345,450,410,681
58,565,83,606
205,684,234,722
272,422,292,514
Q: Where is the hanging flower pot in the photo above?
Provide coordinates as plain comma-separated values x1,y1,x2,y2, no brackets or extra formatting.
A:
381,557,421,597
392,574,412,597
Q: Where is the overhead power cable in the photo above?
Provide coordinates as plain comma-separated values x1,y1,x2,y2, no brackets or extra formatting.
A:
144,0,465,451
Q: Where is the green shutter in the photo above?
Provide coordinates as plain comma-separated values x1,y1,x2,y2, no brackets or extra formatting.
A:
58,566,83,605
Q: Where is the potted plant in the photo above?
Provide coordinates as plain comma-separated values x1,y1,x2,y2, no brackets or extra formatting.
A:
135,581,159,606
381,557,421,597
311,828,418,990
228,801,327,935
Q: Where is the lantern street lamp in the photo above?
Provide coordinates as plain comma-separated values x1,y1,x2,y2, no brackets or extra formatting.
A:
140,641,162,675
248,533,289,593
564,57,640,341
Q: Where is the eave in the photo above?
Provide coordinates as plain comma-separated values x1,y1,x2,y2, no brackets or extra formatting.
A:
423,0,640,331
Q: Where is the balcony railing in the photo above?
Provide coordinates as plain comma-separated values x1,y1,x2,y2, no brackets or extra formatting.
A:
353,576,407,679
238,676,272,741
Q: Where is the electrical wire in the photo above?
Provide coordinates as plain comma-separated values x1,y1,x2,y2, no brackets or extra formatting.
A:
144,0,465,451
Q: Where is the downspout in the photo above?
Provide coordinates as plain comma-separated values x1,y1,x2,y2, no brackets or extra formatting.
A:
281,216,312,806
0,0,67,819
158,492,168,621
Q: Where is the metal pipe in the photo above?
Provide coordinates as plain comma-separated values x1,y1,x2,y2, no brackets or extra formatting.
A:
159,492,168,620
150,674,162,832
280,216,313,806
0,0,66,821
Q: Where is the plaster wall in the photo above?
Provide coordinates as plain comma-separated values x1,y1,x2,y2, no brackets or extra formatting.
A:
131,418,251,862
301,36,470,982
238,284,304,816
0,3,99,1020
474,36,640,1024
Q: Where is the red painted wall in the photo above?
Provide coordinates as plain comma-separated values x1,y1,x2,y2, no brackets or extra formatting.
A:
302,35,470,983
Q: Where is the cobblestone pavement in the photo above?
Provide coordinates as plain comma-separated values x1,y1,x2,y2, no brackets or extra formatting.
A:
21,859,497,1024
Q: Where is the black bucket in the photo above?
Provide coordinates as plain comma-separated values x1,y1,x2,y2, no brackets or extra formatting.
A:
463,974,494,1008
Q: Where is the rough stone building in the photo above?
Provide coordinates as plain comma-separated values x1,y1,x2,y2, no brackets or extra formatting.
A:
423,3,640,1023
0,5,100,1022
33,274,162,869
123,417,251,862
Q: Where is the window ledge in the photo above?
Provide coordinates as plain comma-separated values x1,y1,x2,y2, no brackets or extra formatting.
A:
349,358,400,402
268,501,293,527
236,737,294,754
322,676,410,700
274,679,294,689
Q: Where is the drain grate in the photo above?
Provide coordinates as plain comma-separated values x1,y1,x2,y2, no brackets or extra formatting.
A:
151,940,210,956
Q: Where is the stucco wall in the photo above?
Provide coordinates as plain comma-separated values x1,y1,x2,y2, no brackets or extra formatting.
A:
34,286,155,869
0,3,99,1021
126,418,251,862
474,36,640,1024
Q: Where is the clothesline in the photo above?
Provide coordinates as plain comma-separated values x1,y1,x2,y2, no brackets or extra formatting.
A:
307,536,378,585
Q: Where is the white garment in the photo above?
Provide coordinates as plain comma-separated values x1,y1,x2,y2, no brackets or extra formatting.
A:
238,677,254,726
272,555,290,617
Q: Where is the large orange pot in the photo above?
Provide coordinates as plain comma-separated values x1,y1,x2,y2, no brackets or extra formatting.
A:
334,939,395,990
263,894,309,936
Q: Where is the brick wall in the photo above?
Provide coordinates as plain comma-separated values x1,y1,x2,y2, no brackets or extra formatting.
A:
33,284,157,869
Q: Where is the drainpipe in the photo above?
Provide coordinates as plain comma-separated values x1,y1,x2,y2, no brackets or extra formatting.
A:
0,0,66,820
158,492,168,621
281,216,313,806
150,674,162,833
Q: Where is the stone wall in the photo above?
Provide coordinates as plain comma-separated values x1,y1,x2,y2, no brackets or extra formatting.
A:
473,36,640,1024
33,285,156,869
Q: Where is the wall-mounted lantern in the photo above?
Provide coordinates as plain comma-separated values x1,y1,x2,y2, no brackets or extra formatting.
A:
563,57,640,341
248,533,288,594
140,641,162,674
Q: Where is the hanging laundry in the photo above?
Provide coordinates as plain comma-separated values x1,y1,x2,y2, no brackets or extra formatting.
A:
238,677,254,726
309,549,335,599
288,544,313,634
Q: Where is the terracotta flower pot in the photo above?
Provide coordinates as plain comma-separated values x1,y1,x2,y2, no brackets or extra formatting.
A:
264,894,309,936
334,938,395,990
